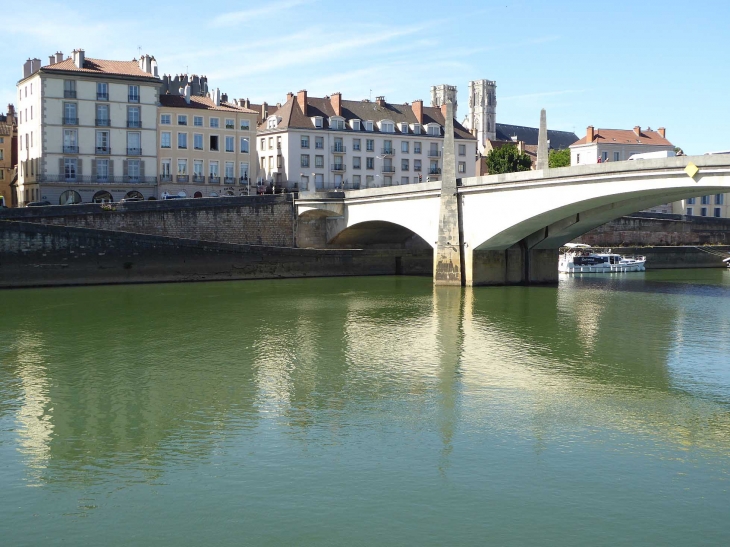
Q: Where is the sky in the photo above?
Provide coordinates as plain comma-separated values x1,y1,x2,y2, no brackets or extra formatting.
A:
3,0,729,154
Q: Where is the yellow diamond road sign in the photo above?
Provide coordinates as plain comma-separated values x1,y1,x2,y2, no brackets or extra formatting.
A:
685,162,699,179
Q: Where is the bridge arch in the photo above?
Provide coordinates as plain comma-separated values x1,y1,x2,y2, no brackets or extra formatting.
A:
328,220,432,248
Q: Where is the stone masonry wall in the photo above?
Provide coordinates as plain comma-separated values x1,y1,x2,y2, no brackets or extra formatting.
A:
0,195,296,247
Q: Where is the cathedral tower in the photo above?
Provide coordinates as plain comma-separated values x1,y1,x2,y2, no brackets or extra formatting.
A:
467,79,497,154
430,84,458,118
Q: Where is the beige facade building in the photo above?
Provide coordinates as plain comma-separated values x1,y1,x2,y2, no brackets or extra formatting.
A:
0,105,18,206
157,85,258,198
16,50,160,206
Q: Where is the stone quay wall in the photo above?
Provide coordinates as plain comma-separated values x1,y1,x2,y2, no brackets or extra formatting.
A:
0,221,432,288
576,213,730,247
0,195,296,247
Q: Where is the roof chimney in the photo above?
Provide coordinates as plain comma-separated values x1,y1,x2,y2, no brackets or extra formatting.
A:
48,55,55,66
440,102,448,119
286,92,294,102
55,52,64,64
214,88,221,107
30,58,41,74
262,102,268,118
586,125,595,143
184,84,191,104
412,99,423,124
376,95,386,107
331,92,342,116
633,125,641,136
297,90,307,116
72,49,85,69
23,59,32,78
657,127,666,139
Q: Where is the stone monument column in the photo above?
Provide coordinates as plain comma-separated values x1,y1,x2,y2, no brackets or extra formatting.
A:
536,108,548,171
434,101,463,285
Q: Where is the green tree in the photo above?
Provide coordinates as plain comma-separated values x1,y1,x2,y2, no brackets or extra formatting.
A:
485,144,533,174
548,148,571,168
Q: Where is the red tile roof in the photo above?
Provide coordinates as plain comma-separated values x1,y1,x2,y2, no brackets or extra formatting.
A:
159,94,258,113
41,56,159,80
571,128,673,147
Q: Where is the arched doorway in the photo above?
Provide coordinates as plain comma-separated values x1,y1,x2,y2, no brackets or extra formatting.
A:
209,192,219,197
125,191,144,200
59,190,82,205
194,191,203,198
223,190,234,197
92,190,113,203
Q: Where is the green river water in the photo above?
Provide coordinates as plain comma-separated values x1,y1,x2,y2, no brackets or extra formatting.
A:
1,270,729,546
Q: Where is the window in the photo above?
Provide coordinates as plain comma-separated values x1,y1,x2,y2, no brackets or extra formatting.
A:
127,132,141,154
301,135,309,148
401,141,409,153
427,125,439,136
210,135,219,151
161,160,172,177
400,123,408,134
353,139,361,151
366,139,374,152
602,151,608,162
716,194,724,205
330,117,345,130
225,136,234,152
268,137,274,150
178,132,188,149
240,162,249,181
414,159,422,172
614,152,620,161
353,175,361,188
383,140,393,154
64,80,76,98
268,157,274,169
210,161,219,177
414,142,422,154
353,157,361,169
701,207,708,217
178,114,187,125
401,176,409,185
194,116,203,127
96,104,110,125
225,118,235,129
63,158,78,180
381,122,394,133
366,175,374,187
260,138,265,150
458,162,466,173
315,136,324,149
63,102,77,123
413,124,421,135
96,159,109,180
240,137,249,153
194,133,203,150
687,197,696,204
366,157,374,170
225,162,235,179
384,176,392,186
127,106,141,127
128,85,140,103
97,82,108,100
277,136,282,150
576,154,580,164
715,208,722,218
160,113,171,125
96,130,110,153
301,154,310,168
314,117,323,128
365,120,374,131
161,132,171,148
240,119,250,131
315,174,324,188
351,119,361,130
194,160,204,178
210,117,219,128
127,160,140,180
458,144,466,156
401,159,409,171
177,159,187,175
315,155,324,168
701,195,710,205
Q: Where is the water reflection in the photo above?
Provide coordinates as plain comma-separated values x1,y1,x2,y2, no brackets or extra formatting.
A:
0,273,729,489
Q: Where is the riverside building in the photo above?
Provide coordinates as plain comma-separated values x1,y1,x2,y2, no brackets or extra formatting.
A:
16,50,160,205
157,78,258,198
256,90,477,193
0,105,18,206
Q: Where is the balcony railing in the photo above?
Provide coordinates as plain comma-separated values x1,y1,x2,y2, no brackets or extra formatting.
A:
209,176,221,184
429,168,442,175
381,166,396,173
63,117,79,125
128,95,140,103
177,175,189,182
97,93,109,101
427,150,442,157
37,175,156,184
381,148,395,156
159,174,173,182
127,120,142,128
239,177,249,185
226,124,235,130
331,145,346,153
95,147,111,155
193,175,206,183
330,164,346,172
414,165,422,171
127,147,142,156
95,118,110,127
63,145,79,154
223,176,235,184
64,90,76,98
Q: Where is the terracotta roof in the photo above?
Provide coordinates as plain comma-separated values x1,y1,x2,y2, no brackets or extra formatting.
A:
262,95,476,140
159,94,258,113
41,56,159,80
571,128,673,147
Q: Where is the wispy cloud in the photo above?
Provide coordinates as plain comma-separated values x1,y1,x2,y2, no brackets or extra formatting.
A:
209,0,313,28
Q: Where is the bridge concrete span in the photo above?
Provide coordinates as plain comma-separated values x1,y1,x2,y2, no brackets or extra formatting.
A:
296,154,730,286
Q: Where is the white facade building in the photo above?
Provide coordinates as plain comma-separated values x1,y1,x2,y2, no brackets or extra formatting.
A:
569,126,673,166
16,50,160,205
256,90,477,193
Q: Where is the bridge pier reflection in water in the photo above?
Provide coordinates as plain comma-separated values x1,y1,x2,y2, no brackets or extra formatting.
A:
1,274,730,544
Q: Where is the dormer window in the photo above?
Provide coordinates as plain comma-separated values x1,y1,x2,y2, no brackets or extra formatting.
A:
267,115,280,129
312,116,323,128
379,121,395,133
412,124,421,135
400,122,408,134
350,119,361,130
427,124,440,136
365,120,374,131
329,116,345,130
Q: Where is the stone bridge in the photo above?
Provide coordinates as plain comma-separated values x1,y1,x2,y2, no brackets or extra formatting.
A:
296,153,730,286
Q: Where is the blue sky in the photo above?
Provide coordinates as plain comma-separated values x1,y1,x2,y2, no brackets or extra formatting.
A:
4,0,729,154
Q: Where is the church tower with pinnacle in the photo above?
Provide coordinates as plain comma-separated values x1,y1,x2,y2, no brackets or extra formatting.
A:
467,79,497,154
430,84,458,118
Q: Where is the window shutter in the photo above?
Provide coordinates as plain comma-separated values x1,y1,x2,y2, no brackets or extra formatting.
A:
109,160,114,177
123,160,128,176
139,160,145,178
91,159,97,177
77,159,82,175
58,158,64,175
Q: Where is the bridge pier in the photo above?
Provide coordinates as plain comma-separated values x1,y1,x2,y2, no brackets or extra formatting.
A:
466,245,558,286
